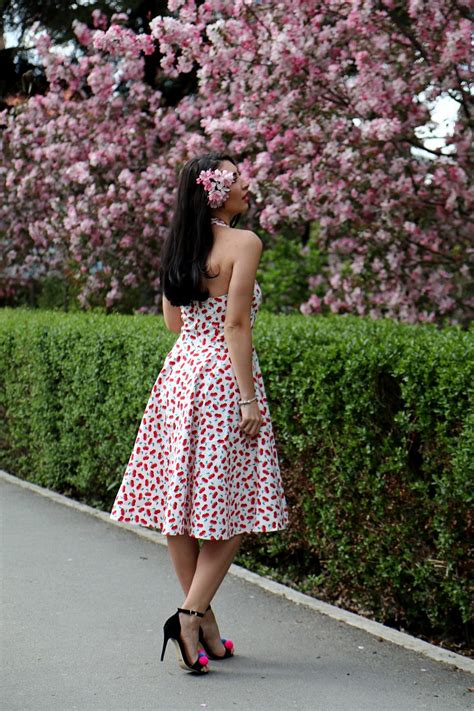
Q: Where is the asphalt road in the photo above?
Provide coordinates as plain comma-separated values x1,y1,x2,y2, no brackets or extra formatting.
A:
1,478,472,711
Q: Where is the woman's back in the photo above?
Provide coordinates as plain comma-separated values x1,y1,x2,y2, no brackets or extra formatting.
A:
200,227,235,298
200,225,258,300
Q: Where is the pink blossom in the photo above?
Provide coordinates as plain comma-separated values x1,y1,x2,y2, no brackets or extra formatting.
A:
195,168,235,208
1,3,471,323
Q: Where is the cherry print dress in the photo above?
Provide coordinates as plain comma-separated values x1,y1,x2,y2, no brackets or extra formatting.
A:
110,280,289,540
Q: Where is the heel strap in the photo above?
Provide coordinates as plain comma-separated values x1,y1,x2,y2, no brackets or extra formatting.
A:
177,607,205,618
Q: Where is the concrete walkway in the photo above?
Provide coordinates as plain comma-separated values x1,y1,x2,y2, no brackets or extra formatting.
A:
1,475,472,711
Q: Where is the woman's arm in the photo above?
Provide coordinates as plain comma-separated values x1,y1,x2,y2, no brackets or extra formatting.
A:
162,293,184,333
223,231,263,400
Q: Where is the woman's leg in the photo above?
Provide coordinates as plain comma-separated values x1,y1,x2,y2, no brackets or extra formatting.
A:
166,532,243,608
165,533,243,668
185,534,243,658
181,534,243,611
166,533,200,595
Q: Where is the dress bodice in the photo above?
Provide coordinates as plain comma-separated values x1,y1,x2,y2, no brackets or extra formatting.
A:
178,280,262,348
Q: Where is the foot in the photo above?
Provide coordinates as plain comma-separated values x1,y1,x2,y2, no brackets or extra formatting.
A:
178,612,209,672
200,607,233,658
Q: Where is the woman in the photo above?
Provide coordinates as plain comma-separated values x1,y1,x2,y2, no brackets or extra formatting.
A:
110,152,289,674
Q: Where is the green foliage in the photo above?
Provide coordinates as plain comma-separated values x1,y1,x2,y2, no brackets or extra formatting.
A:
0,306,472,650
2,274,84,312
257,225,325,313
36,275,83,312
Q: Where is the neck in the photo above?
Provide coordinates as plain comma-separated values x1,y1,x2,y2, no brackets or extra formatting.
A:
211,217,230,227
212,210,233,226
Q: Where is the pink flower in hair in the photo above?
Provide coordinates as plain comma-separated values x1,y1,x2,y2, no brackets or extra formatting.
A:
196,168,235,208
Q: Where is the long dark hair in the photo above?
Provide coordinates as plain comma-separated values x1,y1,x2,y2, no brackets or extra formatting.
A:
160,152,241,307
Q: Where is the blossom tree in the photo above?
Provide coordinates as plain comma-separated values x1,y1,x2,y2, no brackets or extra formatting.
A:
0,11,208,311
147,0,473,324
1,1,472,323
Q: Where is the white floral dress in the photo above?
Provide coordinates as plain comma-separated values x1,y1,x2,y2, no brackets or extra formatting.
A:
110,280,289,540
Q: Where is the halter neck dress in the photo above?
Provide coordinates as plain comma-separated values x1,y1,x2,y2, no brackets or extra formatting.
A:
110,280,289,540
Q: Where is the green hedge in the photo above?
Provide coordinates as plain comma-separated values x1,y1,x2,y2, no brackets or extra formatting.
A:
1,306,472,652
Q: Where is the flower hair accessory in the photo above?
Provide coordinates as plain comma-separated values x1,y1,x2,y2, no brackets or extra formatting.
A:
195,168,235,208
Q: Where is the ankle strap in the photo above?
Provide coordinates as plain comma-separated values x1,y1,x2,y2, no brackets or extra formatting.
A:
177,607,205,618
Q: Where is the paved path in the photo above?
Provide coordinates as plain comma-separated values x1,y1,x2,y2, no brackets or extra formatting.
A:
1,478,472,711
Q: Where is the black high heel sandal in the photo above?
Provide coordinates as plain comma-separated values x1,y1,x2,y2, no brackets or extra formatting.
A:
160,607,210,673
198,604,235,660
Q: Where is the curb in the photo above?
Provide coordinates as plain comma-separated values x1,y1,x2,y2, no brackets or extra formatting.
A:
1,469,472,675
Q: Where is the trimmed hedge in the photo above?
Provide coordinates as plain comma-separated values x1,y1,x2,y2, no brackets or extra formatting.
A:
1,307,472,652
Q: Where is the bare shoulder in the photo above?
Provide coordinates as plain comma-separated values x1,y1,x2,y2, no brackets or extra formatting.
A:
223,228,263,257
223,228,263,298
222,228,262,325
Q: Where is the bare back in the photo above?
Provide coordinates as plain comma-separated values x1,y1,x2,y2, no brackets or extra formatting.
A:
201,229,235,297
202,227,262,299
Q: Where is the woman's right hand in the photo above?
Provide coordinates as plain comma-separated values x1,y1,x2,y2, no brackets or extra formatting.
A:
238,399,263,437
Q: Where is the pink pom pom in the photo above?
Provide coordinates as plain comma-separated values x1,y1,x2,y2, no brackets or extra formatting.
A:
198,654,209,665
224,639,234,650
